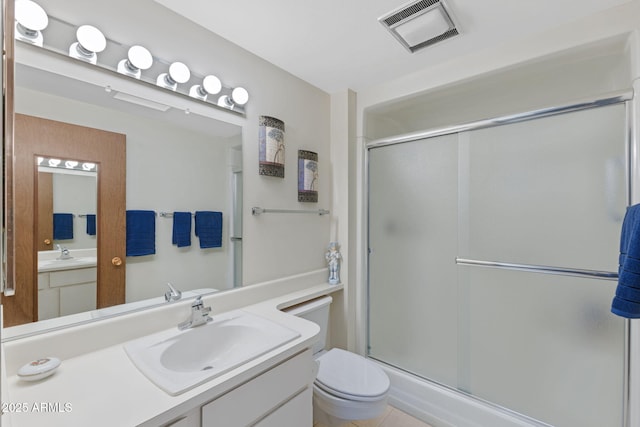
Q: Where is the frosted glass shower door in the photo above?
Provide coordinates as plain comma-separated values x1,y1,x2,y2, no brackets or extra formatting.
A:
367,103,628,427
368,133,459,386
459,104,626,427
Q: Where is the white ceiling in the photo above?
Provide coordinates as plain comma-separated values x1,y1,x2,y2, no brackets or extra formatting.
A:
154,0,631,93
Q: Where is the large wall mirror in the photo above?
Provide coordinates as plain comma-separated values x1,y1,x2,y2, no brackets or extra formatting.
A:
2,12,244,334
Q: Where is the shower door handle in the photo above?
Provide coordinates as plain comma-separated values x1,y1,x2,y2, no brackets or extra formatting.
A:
455,258,618,281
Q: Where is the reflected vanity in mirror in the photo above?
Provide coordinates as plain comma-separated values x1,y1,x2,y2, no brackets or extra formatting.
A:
2,7,244,334
37,156,99,320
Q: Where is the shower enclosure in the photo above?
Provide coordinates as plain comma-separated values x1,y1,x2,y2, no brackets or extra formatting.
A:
367,96,631,426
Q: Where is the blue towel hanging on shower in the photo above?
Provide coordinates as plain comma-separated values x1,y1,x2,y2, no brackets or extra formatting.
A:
612,204,640,318
53,213,74,240
172,212,192,248
194,211,222,249
126,210,156,256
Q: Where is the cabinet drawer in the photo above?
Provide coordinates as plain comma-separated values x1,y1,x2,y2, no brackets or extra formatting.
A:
49,267,97,287
38,273,49,290
202,350,313,427
254,387,312,427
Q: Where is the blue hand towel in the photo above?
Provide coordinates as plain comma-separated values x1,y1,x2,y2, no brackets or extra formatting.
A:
53,213,74,240
612,204,640,318
195,211,222,249
172,212,192,248
126,210,156,257
86,214,97,236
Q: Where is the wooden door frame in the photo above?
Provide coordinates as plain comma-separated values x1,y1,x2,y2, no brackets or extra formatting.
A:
4,114,126,326
37,172,53,252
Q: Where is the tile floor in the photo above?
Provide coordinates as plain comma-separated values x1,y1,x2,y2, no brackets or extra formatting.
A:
313,405,433,427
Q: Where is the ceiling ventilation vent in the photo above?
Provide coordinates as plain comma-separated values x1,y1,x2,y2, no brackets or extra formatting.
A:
379,0,459,53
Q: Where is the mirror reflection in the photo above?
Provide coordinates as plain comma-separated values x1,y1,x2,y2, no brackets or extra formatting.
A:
37,162,98,320
5,50,243,330
37,161,98,252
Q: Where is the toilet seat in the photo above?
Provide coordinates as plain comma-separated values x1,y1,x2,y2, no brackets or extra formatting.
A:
315,348,390,402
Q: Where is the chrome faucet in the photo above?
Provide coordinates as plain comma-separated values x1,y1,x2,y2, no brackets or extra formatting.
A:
178,296,212,330
55,244,72,260
164,282,182,302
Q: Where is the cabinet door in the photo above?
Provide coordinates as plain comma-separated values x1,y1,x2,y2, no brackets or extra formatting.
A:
202,351,313,426
161,407,200,427
253,388,312,427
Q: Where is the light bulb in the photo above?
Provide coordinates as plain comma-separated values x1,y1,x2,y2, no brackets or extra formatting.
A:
217,87,249,109
231,87,249,105
68,25,106,65
14,0,48,47
156,62,191,91
117,45,153,79
189,75,222,101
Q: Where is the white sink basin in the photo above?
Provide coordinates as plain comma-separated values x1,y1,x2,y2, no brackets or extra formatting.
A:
123,309,300,395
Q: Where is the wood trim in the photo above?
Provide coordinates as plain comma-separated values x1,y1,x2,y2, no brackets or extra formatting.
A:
37,172,53,252
3,0,16,303
4,114,126,326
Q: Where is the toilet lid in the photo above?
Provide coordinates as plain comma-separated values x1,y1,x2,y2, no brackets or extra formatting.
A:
315,348,390,401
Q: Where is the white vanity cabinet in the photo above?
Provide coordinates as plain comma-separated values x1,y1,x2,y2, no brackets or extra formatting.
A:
200,349,314,426
158,349,314,427
37,267,97,320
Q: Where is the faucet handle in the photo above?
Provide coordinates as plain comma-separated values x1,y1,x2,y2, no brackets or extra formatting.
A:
164,282,182,302
192,295,204,308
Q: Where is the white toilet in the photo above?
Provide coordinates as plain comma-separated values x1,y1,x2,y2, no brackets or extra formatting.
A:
286,296,390,426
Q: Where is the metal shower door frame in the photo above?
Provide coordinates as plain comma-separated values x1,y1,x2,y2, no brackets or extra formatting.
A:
364,89,636,427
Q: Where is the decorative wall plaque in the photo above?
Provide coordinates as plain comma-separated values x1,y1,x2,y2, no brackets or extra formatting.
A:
298,150,318,203
258,116,285,178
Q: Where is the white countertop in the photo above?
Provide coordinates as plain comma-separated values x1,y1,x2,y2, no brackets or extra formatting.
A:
2,282,342,427
37,249,97,273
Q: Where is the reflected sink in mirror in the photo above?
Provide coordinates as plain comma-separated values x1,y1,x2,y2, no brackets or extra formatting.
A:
123,309,300,395
38,248,97,272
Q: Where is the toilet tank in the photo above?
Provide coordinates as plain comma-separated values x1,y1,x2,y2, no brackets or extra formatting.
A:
284,296,332,355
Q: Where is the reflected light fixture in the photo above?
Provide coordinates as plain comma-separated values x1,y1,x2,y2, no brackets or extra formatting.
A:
117,45,153,79
189,75,222,101
36,156,97,172
218,87,249,109
378,0,459,53
69,25,107,64
14,0,48,47
156,62,191,91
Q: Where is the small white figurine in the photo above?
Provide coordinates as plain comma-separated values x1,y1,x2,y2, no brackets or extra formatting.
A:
325,242,342,285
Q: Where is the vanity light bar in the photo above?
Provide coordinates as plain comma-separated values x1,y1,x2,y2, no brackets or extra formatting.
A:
36,156,97,172
17,7,249,112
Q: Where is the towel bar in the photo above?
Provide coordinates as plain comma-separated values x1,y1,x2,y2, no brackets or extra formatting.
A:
252,207,330,216
455,258,618,281
159,212,194,218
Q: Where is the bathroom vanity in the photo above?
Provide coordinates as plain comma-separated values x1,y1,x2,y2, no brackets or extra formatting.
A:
36,249,98,320
1,272,342,427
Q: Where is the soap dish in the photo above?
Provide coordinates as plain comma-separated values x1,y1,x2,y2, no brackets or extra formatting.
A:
17,357,61,381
